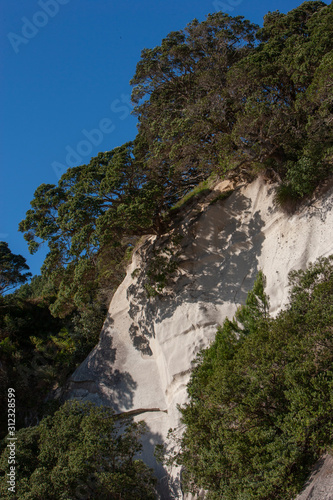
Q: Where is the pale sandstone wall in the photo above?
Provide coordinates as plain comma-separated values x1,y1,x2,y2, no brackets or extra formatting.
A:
68,177,333,499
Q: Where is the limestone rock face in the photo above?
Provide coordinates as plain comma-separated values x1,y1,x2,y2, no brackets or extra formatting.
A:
295,455,333,500
68,177,333,499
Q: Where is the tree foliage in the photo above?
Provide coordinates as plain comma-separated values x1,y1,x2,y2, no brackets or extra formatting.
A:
132,2,332,188
0,242,31,295
131,13,258,175
228,1,333,192
19,141,204,316
19,2,333,316
172,256,333,499
19,144,145,316
0,278,106,439
0,400,157,499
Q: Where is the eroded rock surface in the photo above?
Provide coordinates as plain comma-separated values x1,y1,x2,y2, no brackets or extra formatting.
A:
295,454,333,500
68,177,333,499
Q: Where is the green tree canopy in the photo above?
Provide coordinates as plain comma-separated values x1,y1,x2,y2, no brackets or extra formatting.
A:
0,275,106,440
131,12,258,175
0,242,31,295
19,2,333,315
19,144,143,315
228,1,333,193
19,141,205,316
132,2,332,191
0,400,157,499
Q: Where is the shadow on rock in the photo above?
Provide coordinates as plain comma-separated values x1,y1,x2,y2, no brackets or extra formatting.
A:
126,189,266,352
66,316,137,412
138,424,182,500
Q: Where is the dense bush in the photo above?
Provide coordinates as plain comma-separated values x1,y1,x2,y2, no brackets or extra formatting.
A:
0,400,157,499
0,283,106,439
171,256,333,499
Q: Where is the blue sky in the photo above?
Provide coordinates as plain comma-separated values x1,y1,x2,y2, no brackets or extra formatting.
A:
1,0,321,278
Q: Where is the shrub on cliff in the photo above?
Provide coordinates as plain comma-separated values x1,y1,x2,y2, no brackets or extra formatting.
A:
172,256,333,499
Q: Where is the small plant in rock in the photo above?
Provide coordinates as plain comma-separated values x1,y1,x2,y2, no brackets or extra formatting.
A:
275,182,300,212
144,234,183,297
131,268,141,279
209,189,234,205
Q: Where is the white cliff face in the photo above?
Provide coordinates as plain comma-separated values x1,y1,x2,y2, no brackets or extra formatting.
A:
68,177,333,499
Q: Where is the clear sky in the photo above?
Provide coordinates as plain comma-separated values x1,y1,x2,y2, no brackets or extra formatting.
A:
1,0,323,278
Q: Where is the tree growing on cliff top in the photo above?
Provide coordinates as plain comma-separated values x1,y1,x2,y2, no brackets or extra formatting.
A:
19,2,333,316
131,12,258,175
132,1,332,188
229,0,333,194
18,140,206,316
